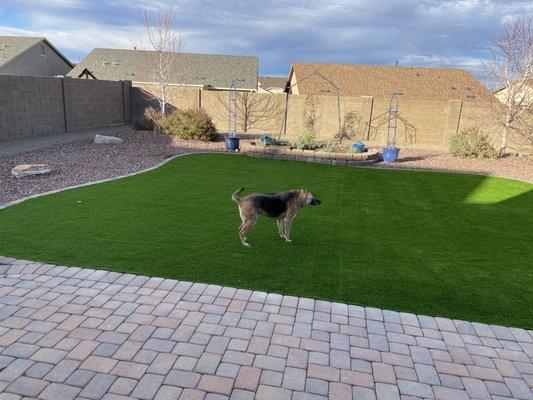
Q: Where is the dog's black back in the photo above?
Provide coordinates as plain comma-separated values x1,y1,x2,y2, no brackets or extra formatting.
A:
253,192,295,218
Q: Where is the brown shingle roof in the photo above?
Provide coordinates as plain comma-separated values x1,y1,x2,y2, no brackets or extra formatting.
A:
259,76,287,90
290,62,490,101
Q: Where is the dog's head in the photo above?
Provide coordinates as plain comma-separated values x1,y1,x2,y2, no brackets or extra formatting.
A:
301,189,322,206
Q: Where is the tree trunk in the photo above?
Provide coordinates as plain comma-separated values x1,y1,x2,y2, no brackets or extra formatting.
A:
499,113,512,155
161,89,166,117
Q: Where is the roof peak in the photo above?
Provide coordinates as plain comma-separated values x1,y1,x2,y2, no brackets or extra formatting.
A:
0,36,44,39
89,47,258,59
292,61,469,73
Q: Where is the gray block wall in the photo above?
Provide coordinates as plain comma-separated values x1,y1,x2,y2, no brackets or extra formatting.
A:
0,75,132,141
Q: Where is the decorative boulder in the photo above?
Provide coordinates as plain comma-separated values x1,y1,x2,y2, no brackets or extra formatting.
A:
94,135,123,144
11,164,51,178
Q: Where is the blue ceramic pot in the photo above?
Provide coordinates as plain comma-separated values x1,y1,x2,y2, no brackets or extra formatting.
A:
225,136,241,151
382,147,400,163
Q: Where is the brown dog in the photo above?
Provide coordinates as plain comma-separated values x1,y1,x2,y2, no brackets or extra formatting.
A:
231,188,321,247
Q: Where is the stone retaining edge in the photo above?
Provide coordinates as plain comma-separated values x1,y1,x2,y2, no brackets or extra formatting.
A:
241,146,381,166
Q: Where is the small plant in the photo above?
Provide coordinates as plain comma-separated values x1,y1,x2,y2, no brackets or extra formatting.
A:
450,127,496,158
321,142,336,153
295,128,320,150
295,95,322,150
159,108,218,141
133,106,161,131
337,111,360,142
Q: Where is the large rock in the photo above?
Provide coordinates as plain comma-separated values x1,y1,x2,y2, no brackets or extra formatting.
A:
12,164,51,178
94,135,123,144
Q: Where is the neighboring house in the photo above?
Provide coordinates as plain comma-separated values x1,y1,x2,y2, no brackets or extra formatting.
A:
258,76,287,93
68,48,258,91
288,62,491,101
0,36,73,77
494,79,533,106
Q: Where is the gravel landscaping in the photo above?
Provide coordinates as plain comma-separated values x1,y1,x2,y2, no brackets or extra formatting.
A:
371,146,533,184
0,131,224,205
0,130,531,206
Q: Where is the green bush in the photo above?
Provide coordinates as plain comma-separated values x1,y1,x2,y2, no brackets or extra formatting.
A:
450,127,496,158
295,128,320,150
159,109,218,141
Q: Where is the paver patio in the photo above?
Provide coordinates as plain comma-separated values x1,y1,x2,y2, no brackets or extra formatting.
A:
0,257,531,400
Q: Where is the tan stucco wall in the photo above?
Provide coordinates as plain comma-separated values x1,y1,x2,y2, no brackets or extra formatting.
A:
135,86,529,152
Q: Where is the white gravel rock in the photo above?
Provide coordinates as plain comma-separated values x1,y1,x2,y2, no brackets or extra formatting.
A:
94,135,123,144
12,164,51,178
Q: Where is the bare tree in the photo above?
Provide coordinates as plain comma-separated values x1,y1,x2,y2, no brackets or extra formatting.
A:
133,6,186,116
483,15,533,154
217,91,283,133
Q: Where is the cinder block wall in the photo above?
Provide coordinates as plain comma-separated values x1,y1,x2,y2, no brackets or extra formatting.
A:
136,87,490,147
135,86,531,152
0,75,131,142
0,76,64,140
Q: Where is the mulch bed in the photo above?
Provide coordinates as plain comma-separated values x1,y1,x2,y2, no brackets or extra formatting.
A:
1,131,531,206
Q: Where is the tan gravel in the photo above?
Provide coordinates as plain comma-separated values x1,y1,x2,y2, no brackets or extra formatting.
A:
0,131,224,206
370,147,533,183
1,131,531,206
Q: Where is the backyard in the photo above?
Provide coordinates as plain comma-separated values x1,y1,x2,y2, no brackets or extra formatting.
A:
0,153,531,329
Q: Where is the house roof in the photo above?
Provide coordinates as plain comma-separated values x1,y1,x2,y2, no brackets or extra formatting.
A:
0,36,73,69
494,79,533,94
68,48,259,90
259,76,287,90
289,62,491,101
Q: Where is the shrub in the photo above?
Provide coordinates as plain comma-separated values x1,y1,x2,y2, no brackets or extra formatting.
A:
450,127,496,158
295,128,320,150
336,111,360,142
159,108,218,141
133,106,161,131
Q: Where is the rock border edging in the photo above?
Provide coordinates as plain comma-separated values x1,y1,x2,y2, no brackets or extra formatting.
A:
241,145,381,166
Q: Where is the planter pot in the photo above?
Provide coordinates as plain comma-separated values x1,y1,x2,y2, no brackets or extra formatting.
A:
351,141,366,153
225,135,241,151
382,147,400,163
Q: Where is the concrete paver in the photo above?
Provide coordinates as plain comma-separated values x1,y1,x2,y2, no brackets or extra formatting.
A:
0,257,531,399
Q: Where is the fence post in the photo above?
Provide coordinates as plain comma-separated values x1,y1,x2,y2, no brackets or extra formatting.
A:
442,100,463,145
362,96,374,140
61,77,68,133
198,89,202,109
121,80,126,124
282,92,290,137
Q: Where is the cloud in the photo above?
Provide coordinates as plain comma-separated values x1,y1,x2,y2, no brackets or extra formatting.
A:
0,0,531,78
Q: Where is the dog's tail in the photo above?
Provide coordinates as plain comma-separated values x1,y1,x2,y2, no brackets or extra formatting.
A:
231,187,244,203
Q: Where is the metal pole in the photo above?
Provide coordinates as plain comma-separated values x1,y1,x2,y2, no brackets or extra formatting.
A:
336,91,341,138
282,92,289,138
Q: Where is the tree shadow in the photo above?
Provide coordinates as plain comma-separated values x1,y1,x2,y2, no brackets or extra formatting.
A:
132,87,177,120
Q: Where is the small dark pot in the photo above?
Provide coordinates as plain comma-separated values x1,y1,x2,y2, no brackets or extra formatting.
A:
382,147,400,163
225,136,241,151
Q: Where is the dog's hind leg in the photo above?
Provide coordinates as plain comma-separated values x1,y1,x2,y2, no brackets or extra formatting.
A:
277,219,286,239
239,215,257,247
283,215,294,242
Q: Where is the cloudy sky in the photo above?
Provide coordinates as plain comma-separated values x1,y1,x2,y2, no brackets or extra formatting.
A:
0,0,531,80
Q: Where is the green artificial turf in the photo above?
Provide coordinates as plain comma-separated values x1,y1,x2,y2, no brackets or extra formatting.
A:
0,153,531,328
